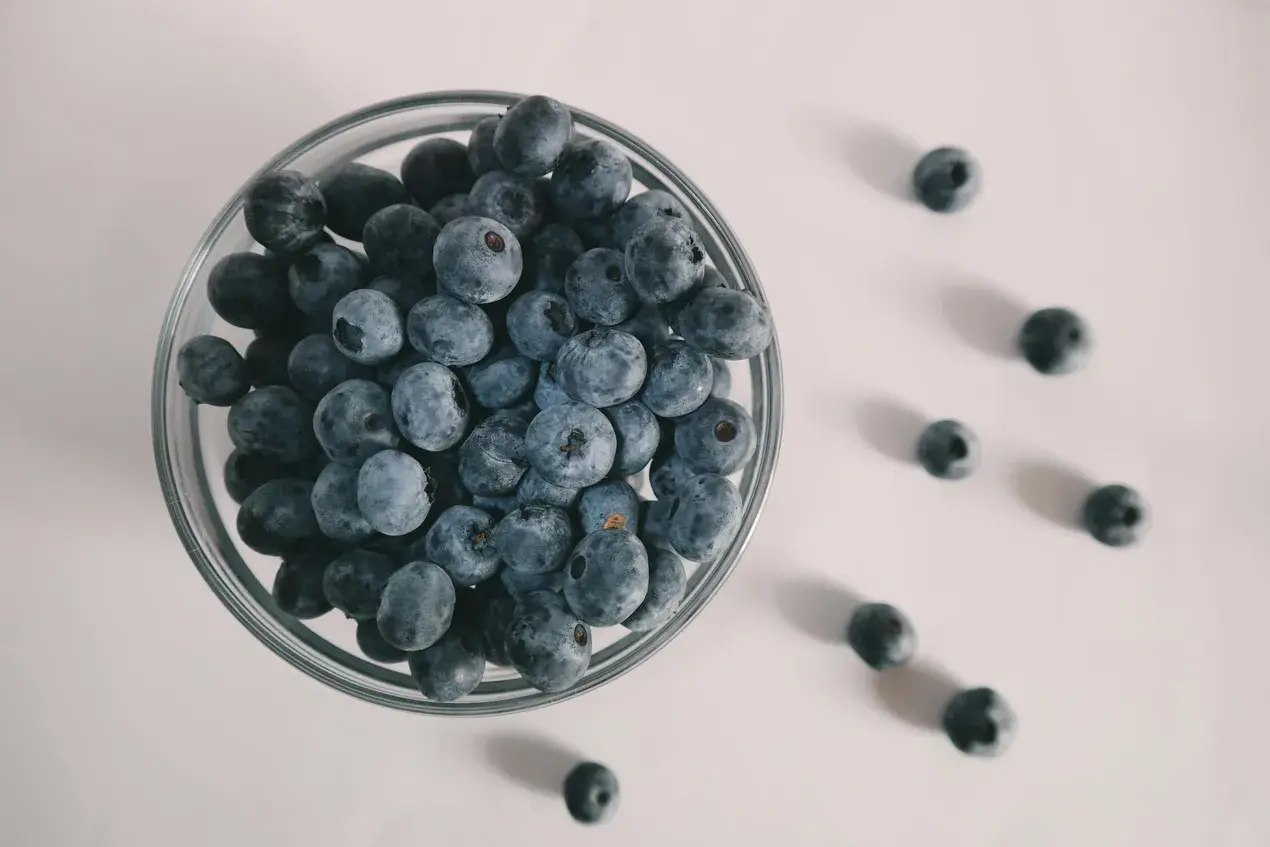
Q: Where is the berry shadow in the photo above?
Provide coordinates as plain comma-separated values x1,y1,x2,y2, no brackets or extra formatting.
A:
773,575,864,644
798,114,921,202
1010,458,1096,531
937,280,1029,361
852,396,926,465
482,733,579,797
871,660,962,731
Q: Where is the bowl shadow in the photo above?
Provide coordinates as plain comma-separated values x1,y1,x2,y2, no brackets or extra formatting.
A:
773,575,864,644
852,396,925,464
1010,458,1096,531
937,280,1029,360
481,733,580,797
870,660,962,731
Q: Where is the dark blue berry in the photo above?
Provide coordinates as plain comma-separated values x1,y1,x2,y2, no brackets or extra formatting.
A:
505,590,591,692
368,274,433,314
916,420,979,480
244,334,298,390
206,252,291,330
331,289,404,366
846,603,916,670
244,170,326,254
554,328,647,408
357,450,432,536
463,343,536,409
675,396,756,475
613,304,672,351
610,189,690,252
313,379,399,464
563,762,619,825
623,546,685,632
678,288,773,360
310,461,376,544
401,137,476,209
602,400,660,478
507,291,576,361
408,624,485,700
356,618,406,663
481,592,517,666
667,473,741,562
468,171,547,239
433,216,522,304
287,333,370,400
177,335,249,405
322,549,396,620
649,453,697,500
466,116,502,177
525,223,584,295
424,505,500,586
524,401,616,487
641,340,713,418
320,163,412,240
1083,484,1148,547
228,386,318,462
638,498,674,551
500,567,566,597
534,361,572,410
623,217,704,304
493,505,574,575
578,480,639,534
913,147,980,213
493,96,573,177
407,293,495,367
662,264,727,334
573,213,615,250
1019,307,1090,375
564,530,648,626
362,203,440,278
429,194,471,227
376,560,455,650
565,248,638,326
391,362,469,452
272,550,334,619
942,687,1016,757
517,468,581,510
287,243,366,317
225,448,310,504
459,413,529,495
236,478,320,555
549,138,633,221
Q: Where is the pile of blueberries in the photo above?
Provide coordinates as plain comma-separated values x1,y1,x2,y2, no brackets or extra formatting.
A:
176,95,774,707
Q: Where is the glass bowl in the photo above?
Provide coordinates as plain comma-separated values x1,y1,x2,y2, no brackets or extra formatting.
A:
152,91,784,715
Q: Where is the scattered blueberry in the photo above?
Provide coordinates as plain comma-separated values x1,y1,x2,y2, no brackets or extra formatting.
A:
563,762,619,825
206,252,291,330
356,618,407,663
357,450,433,536
272,550,334,619
376,560,455,650
500,567,566,597
578,480,639,534
667,473,742,562
563,529,649,626
915,420,979,480
331,289,404,365
401,137,476,209
602,400,660,478
310,461,377,544
236,478,320,555
320,162,412,240
468,171,547,239
641,340,713,418
287,334,370,401
505,590,592,692
391,362,469,452
507,291,577,361
534,361,573,410
912,147,980,213
313,378,399,464
459,413,529,495
362,203,441,278
322,549,397,620
407,293,495,367
613,304,672,351
463,343,537,409
674,396,756,475
550,138,633,221
525,223,584,295
429,193,471,227
554,329,647,408
1019,307,1091,375
244,334,298,388
494,505,575,575
623,217,704,304
225,448,309,504
408,624,486,700
709,355,732,397
678,287,774,360
228,385,319,462
846,603,917,670
942,687,1016,757
649,453,698,500
433,216,523,304
287,242,366,317
524,401,617,488
610,189,691,252
565,248,639,326
517,468,582,510
622,546,686,632
177,335,249,406
244,170,326,254
493,95,573,177
466,116,503,177
424,504,500,586
1083,484,1148,547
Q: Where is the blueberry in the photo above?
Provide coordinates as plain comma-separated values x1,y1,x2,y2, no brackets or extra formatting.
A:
362,203,441,278
507,291,577,361
493,95,573,177
563,762,619,825
306,461,374,544
369,274,434,314
401,137,476,209
423,505,499,586
573,214,615,250
228,386,319,462
272,550,334,619
678,288,774,361
709,355,732,398
564,248,639,326
236,478,320,555
601,400,660,478
942,687,1016,757
466,116,503,177
912,147,980,213
322,549,396,620
500,567,566,597
287,334,371,401
533,361,572,410
578,480,639,534
516,468,581,510
177,335,249,405
319,163,412,240
389,362,469,452
505,590,591,693
663,264,728,334
674,396,756,475
846,603,917,670
416,447,470,520
480,591,517,666
1083,484,1148,547
313,379,399,463
375,559,455,650
554,329,647,408
525,223,584,295
563,530,649,626
330,289,404,366
225,448,309,504
638,498,674,551
622,546,686,632
492,506,573,576
914,420,979,480
463,343,536,409
667,473,741,561
613,304,672,351
433,216,523,304
498,396,541,425
206,252,292,329
407,293,495,367
468,172,547,239
524,401,617,488
244,334,298,388
357,450,432,536
623,217,704,305
356,618,407,663
610,189,691,252
549,138,633,221
375,349,429,392
244,170,326,254
408,624,485,700
459,413,529,495
429,193,471,227
640,340,713,418
1019,307,1091,375
649,453,697,500
287,243,366,317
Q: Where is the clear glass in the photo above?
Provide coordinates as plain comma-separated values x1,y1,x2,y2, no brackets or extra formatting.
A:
151,91,784,715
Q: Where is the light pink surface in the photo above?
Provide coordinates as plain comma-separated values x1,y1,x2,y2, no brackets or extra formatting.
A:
2,1,1269,844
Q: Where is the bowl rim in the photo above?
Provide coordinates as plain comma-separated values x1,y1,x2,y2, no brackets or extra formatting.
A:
151,90,784,715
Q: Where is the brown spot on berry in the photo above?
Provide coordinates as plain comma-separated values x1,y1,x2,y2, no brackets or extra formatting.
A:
484,231,505,252
603,514,627,531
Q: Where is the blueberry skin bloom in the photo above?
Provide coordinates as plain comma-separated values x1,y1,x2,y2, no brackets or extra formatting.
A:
177,335,249,406
313,379,399,464
622,546,686,632
468,171,547,240
610,189,690,252
564,530,649,627
493,505,575,574
1083,484,1148,547
667,473,742,562
525,223,585,295
287,334,371,401
319,162,412,240
623,217,705,305
1019,307,1091,375
563,762,620,825
407,294,495,367
677,288,774,361
554,328,648,409
408,624,486,701
916,420,980,480
375,559,455,651
602,400,660,478
463,343,537,410
244,170,326,254
433,216,523,305
505,590,592,693
578,480,639,534
236,479,320,556
228,386,319,462
322,549,397,621
942,687,1016,757
507,291,577,361
391,362,469,452
674,396,756,475
206,252,291,330
641,340,713,418
357,449,433,536
550,138,633,221
534,361,572,411
362,203,441,278
331,289,404,366
846,603,917,670
493,95,573,177
565,248,639,326
912,147,981,213
272,550,333,619
429,194,471,227
459,413,529,496
516,469,581,510
401,137,476,209
524,401,617,488
310,461,377,544
424,505,501,586
287,243,367,317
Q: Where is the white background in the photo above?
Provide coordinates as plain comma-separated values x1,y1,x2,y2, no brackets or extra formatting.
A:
3,0,1269,844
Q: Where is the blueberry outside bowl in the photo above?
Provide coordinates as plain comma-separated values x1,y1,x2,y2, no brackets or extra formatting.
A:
152,91,784,715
